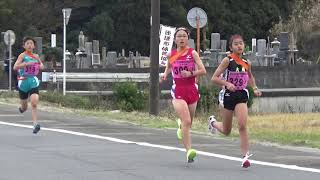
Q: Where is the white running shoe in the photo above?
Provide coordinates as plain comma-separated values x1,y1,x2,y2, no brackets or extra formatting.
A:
208,115,217,134
241,152,253,168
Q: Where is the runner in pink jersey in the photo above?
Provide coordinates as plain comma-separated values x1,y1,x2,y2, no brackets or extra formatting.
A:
160,27,206,163
208,34,262,168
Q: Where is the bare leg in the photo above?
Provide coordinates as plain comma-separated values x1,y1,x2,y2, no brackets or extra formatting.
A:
172,99,192,150
30,93,39,124
188,102,197,125
213,105,234,136
234,103,249,156
20,99,28,112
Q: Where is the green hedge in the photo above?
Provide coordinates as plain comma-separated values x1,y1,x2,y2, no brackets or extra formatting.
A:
113,82,147,112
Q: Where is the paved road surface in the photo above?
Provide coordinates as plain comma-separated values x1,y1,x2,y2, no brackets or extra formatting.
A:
0,103,319,180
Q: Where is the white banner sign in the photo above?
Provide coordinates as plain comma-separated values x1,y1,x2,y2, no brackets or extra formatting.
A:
51,34,56,48
159,25,176,66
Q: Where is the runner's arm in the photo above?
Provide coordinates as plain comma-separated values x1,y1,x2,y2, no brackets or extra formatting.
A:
247,61,258,89
211,57,230,86
35,54,44,70
13,53,26,71
163,52,172,76
191,50,206,76
247,61,262,96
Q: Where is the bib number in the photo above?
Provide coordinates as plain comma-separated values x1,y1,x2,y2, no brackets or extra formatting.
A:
24,63,40,76
227,72,249,90
172,61,195,78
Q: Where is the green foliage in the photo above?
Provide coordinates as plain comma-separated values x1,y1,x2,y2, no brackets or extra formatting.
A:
41,91,96,109
86,13,114,47
0,0,296,56
113,82,146,112
197,85,220,113
247,86,254,108
43,46,63,62
271,0,320,62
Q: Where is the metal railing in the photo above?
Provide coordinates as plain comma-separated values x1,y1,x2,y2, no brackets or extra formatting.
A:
42,72,150,83
41,72,151,95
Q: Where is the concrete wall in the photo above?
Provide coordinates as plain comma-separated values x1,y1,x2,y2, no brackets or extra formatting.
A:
1,65,320,113
1,65,320,90
172,65,320,89
251,96,320,113
250,65,320,88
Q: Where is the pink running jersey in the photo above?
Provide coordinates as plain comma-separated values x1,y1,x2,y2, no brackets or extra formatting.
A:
170,48,196,86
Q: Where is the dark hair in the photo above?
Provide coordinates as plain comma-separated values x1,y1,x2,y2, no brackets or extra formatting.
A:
228,34,244,47
174,27,190,39
23,36,36,45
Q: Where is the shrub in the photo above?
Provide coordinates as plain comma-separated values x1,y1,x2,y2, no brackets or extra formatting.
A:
113,82,146,112
247,86,254,108
197,85,220,114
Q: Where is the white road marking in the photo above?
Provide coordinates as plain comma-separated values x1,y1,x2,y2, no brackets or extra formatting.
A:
0,120,319,173
0,114,23,117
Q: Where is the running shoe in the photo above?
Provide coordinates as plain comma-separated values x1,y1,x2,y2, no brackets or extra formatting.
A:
18,107,25,113
242,152,253,168
187,149,197,163
208,115,217,134
33,123,41,134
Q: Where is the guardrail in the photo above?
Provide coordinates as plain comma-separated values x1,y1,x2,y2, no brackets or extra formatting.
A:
41,72,150,83
1,88,320,97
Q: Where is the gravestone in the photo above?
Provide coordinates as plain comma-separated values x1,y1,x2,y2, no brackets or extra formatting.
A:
252,38,257,53
101,47,107,68
278,32,290,65
188,39,195,49
217,40,228,64
279,32,289,50
92,40,99,54
121,49,125,57
92,40,100,66
257,39,267,66
128,51,135,68
249,38,258,66
84,42,92,68
220,40,227,52
210,33,221,66
106,51,117,68
211,33,220,50
135,51,141,68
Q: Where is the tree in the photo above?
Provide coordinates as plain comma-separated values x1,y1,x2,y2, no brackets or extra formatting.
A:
0,0,297,56
271,0,320,62
86,13,114,47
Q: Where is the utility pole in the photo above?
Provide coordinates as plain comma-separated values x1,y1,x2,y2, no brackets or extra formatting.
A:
149,0,160,115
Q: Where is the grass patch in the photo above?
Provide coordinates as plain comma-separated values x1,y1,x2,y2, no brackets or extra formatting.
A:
246,113,320,148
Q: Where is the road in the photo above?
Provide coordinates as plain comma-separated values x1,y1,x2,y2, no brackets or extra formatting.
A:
0,103,319,180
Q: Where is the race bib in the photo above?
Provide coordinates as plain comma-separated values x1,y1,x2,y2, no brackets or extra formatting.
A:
172,61,195,78
24,63,40,76
227,71,249,90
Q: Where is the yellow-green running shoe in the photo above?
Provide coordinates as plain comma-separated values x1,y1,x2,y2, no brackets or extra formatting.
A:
176,119,183,140
187,149,197,163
